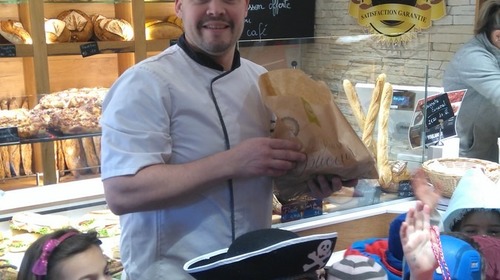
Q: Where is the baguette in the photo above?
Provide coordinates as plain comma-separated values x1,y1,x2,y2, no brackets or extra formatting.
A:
8,98,21,176
0,150,5,179
0,147,11,178
343,79,365,131
62,139,87,177
376,82,393,189
92,136,101,162
82,137,100,174
362,73,386,155
20,144,33,175
55,141,66,177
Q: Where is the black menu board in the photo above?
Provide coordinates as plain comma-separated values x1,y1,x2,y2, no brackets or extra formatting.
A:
240,0,315,41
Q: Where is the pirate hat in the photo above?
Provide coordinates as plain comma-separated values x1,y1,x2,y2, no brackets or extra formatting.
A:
183,228,337,280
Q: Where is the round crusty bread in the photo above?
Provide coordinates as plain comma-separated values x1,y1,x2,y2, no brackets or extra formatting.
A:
57,9,93,42
145,18,183,40
92,14,133,41
44,18,72,43
0,20,32,44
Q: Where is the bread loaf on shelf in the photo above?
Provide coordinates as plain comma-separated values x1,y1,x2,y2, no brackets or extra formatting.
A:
92,14,133,41
0,19,32,44
44,18,72,43
145,15,183,40
57,9,94,42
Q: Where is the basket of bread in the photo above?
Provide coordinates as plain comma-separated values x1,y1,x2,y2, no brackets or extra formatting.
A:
422,157,500,198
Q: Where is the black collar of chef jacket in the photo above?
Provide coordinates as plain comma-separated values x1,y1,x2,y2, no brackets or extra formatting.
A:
177,34,241,72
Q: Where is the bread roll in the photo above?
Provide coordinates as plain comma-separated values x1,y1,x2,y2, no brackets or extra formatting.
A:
343,79,365,131
44,18,72,43
0,20,32,44
93,14,133,41
57,9,93,42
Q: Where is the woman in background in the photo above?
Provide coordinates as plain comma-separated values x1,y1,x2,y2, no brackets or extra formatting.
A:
442,0,500,163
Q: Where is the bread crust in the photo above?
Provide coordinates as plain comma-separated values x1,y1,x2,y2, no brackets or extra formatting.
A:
93,14,133,41
44,18,72,43
376,82,394,189
362,73,386,155
0,20,32,44
57,9,94,42
343,79,365,131
145,17,183,40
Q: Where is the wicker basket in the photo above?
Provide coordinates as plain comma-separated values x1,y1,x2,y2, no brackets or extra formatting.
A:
422,157,500,198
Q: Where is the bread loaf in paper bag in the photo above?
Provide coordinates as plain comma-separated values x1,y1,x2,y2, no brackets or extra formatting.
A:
259,69,378,201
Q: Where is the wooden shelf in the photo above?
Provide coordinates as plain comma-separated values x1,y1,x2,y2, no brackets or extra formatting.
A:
0,1,178,186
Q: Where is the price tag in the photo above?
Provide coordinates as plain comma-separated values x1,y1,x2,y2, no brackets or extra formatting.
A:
398,180,412,192
80,42,100,57
0,127,20,144
425,93,453,129
0,45,16,57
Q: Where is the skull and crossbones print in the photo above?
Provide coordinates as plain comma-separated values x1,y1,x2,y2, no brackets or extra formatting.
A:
302,240,333,271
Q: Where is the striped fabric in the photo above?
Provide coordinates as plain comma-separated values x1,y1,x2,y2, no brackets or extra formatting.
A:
328,255,388,280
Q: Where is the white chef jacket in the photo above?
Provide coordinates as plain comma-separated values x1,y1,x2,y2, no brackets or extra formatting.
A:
100,36,274,280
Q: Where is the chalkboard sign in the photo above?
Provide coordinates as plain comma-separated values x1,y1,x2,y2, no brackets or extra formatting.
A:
0,45,16,57
0,127,20,145
425,93,453,129
80,42,100,57
240,0,315,41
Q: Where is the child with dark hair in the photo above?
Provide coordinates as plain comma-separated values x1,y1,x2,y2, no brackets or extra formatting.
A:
17,228,112,280
413,167,500,236
400,201,500,280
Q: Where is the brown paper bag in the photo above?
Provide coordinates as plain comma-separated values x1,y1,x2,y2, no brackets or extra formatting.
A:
259,69,378,201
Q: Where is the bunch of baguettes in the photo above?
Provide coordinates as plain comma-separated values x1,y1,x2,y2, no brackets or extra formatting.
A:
343,74,411,192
